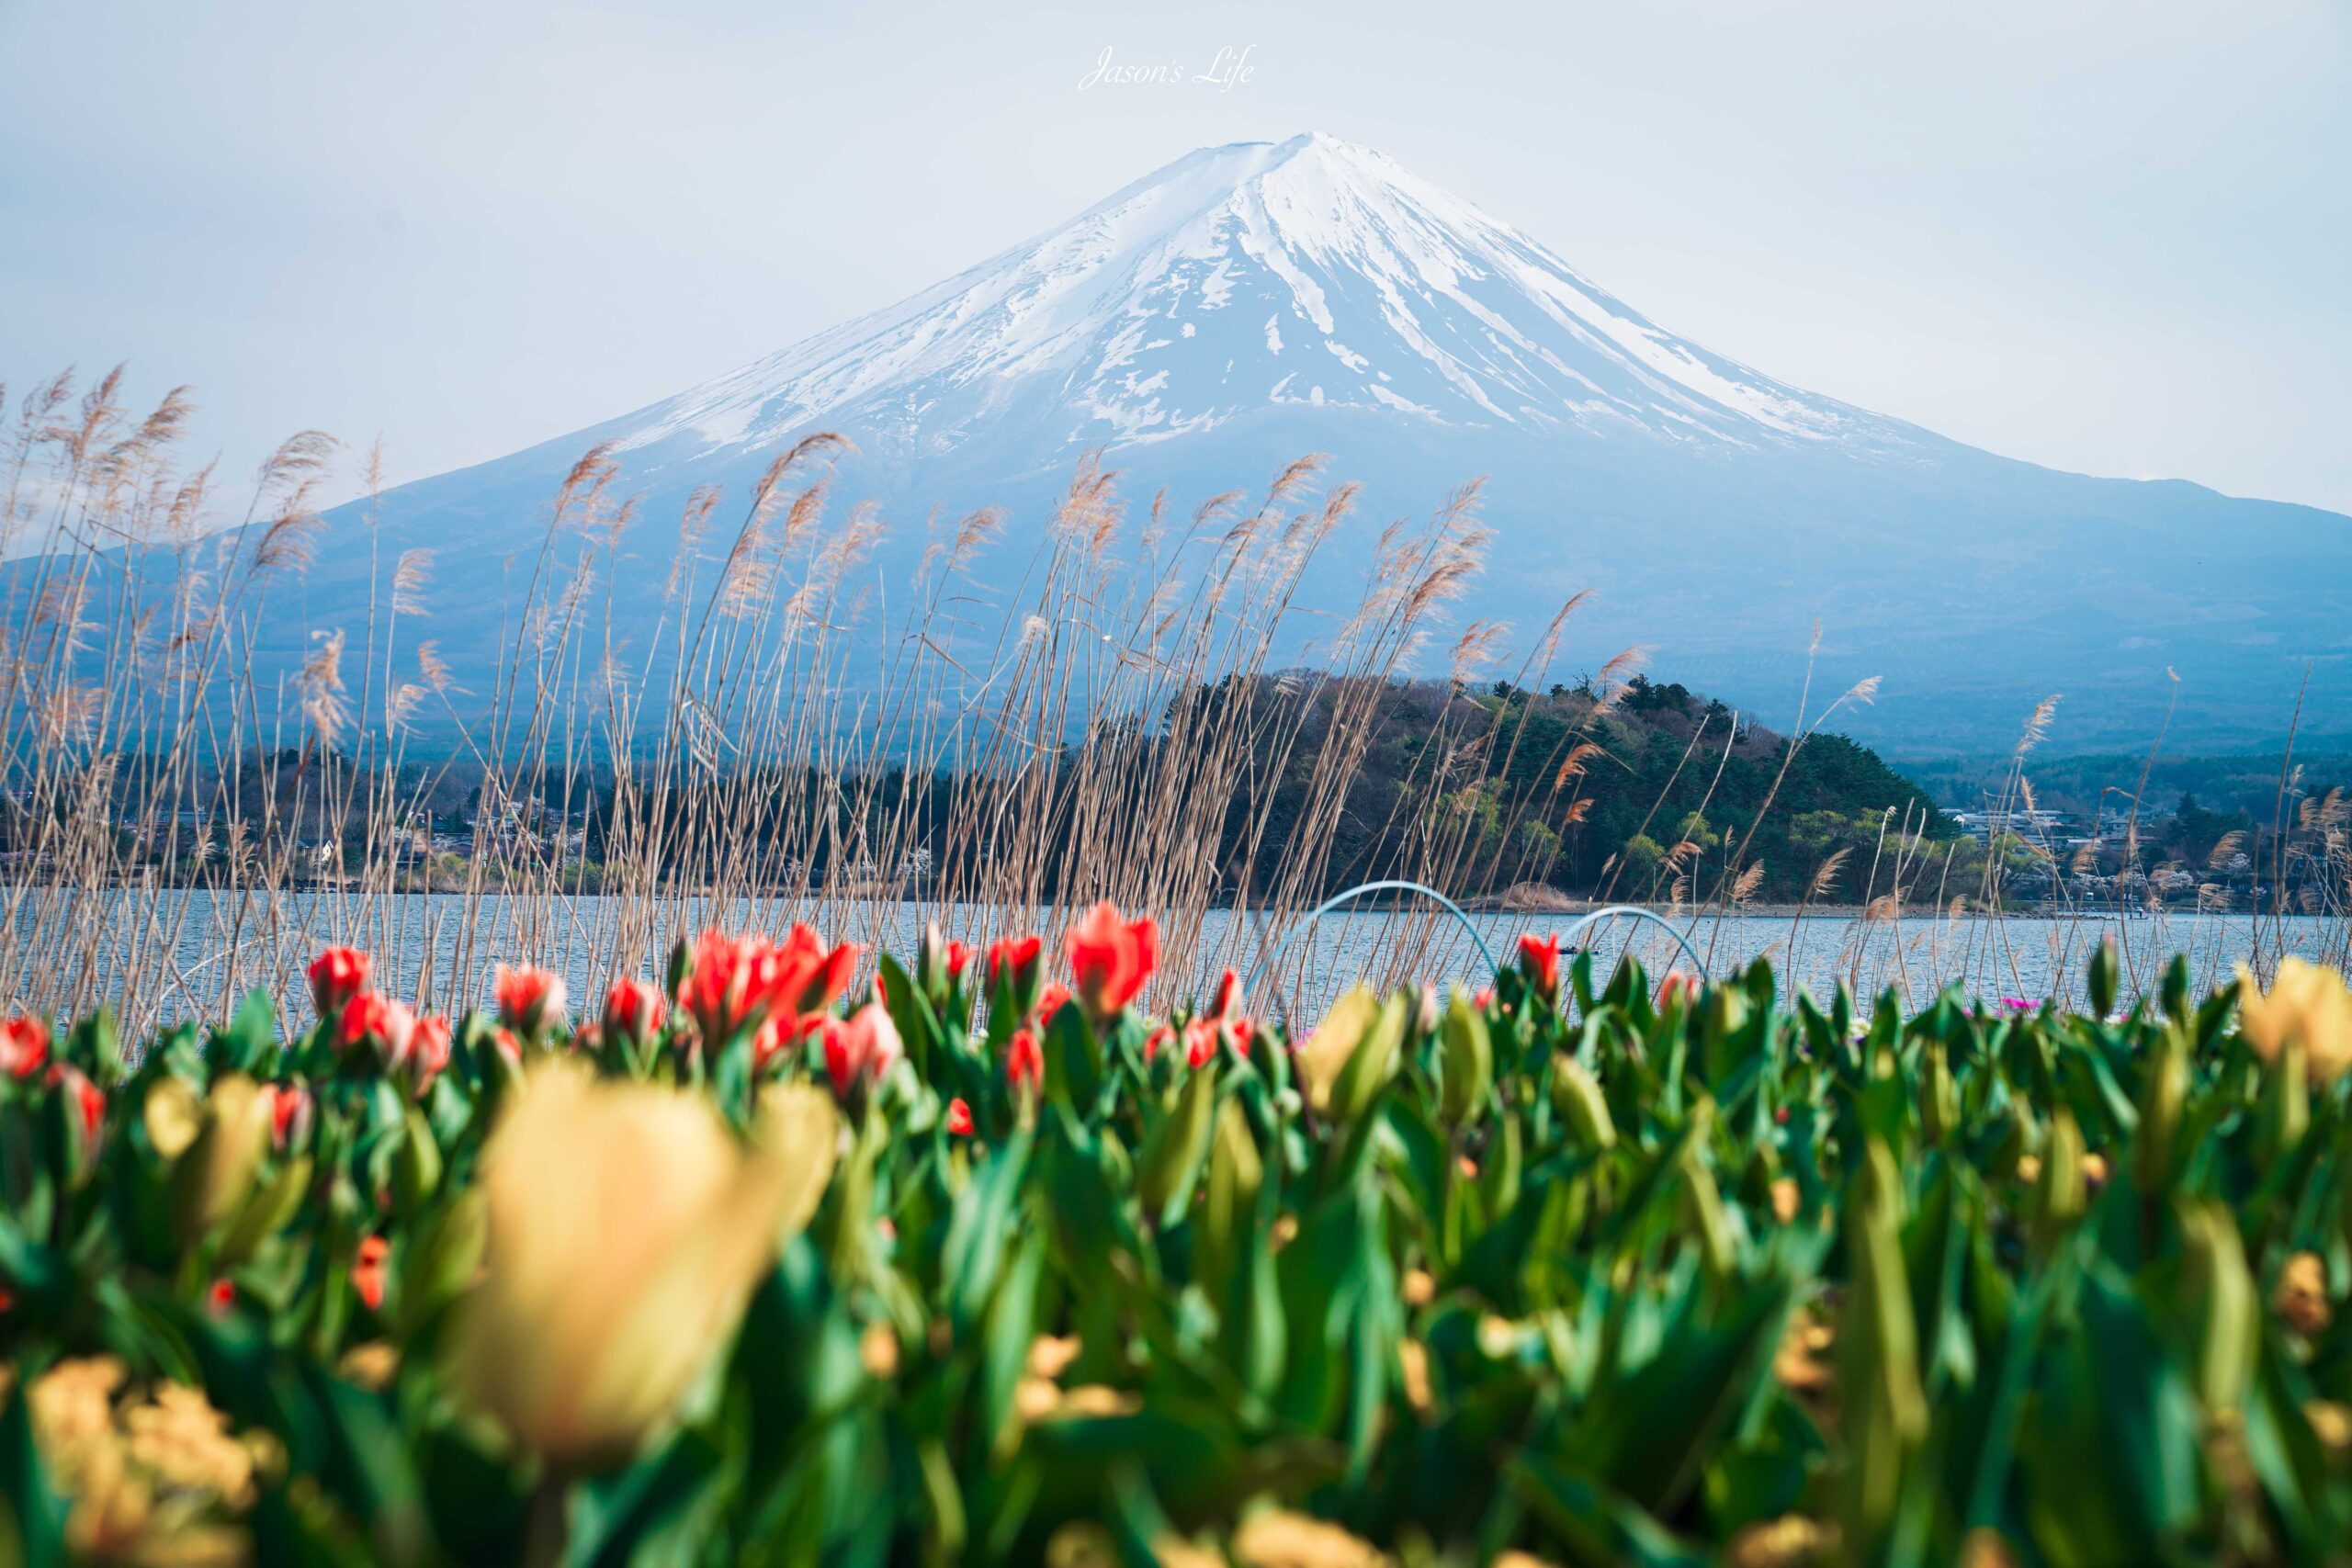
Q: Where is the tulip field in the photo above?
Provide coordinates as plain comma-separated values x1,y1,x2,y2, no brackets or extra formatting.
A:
4,907,2352,1566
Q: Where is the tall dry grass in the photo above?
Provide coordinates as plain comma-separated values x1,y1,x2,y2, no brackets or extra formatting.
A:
0,370,1599,1030
1,367,2343,1034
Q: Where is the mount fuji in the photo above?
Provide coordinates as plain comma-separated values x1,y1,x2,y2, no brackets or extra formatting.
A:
240,133,2352,751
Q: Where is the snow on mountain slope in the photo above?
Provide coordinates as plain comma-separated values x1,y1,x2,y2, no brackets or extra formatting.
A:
611,133,1893,468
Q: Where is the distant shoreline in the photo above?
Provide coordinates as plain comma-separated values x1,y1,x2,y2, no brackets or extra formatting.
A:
6,878,2299,925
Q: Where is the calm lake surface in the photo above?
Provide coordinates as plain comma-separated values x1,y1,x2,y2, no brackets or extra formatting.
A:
19,886,2345,1032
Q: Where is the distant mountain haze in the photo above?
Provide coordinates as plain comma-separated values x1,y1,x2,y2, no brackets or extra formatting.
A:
56,134,2352,753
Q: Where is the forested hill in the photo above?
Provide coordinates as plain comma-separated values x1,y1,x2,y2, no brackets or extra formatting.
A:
1192,672,1964,906
126,671,1963,908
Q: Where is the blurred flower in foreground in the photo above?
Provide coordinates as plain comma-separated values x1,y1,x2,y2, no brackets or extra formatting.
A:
1295,985,1404,1122
24,1357,269,1566
352,1235,390,1312
2237,959,2352,1082
445,1064,839,1470
50,1064,105,1145
1005,1028,1044,1099
1727,1515,1839,1568
264,1083,313,1153
1231,1508,1394,1567
171,1075,272,1245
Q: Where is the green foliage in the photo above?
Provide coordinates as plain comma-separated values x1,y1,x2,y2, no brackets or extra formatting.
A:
4,948,2352,1566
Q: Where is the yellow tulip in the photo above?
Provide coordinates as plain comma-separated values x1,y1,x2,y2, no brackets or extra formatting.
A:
170,1075,272,1245
445,1065,839,1470
1231,1509,1393,1568
1295,985,1379,1116
2237,960,2352,1082
1294,986,1406,1121
142,1077,202,1161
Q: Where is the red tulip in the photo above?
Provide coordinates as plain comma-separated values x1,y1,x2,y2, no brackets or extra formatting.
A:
1005,1027,1044,1096
492,1027,525,1068
338,992,417,1069
747,1015,811,1077
823,1003,901,1103
209,1278,236,1315
985,933,1045,1015
1657,971,1700,1008
917,923,967,998
1516,933,1562,1002
1065,901,1159,1019
676,926,858,1048
1143,1023,1174,1063
307,946,373,1018
773,923,861,1019
0,1014,50,1079
944,1097,974,1136
676,929,784,1045
1183,1018,1222,1070
408,1014,454,1097
47,1064,103,1145
352,1235,390,1312
1034,981,1073,1027
1209,967,1243,1019
266,1083,314,1152
602,976,667,1048
495,964,567,1038
986,933,1043,987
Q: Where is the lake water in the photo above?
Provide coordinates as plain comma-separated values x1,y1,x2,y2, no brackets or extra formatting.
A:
9,885,2343,1035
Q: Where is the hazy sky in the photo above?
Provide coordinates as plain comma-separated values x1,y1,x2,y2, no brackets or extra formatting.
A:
4,0,2346,514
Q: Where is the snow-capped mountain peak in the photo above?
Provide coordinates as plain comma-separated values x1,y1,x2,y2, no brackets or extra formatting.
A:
173,131,2343,753
616,132,1874,468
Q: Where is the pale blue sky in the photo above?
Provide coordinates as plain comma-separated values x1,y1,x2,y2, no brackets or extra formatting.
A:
3,0,2346,513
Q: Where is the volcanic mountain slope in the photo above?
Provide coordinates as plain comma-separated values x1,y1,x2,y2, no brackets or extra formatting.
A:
122,133,2352,750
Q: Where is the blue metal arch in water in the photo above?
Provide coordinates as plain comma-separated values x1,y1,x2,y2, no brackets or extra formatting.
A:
1246,880,1497,1026
1246,885,1712,1027
1555,904,1713,983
